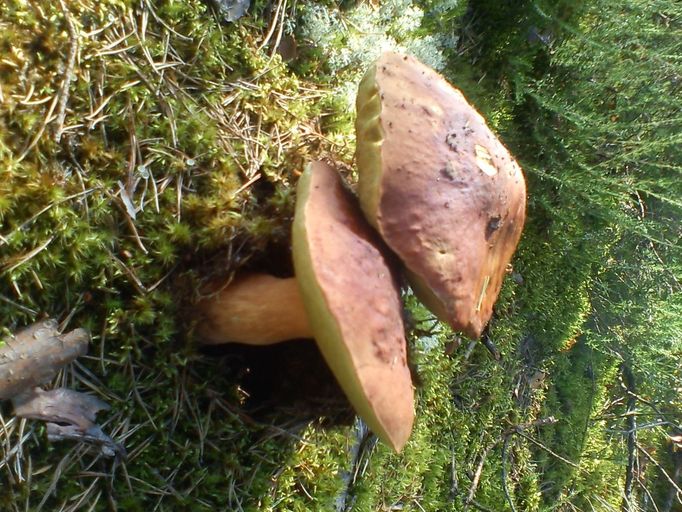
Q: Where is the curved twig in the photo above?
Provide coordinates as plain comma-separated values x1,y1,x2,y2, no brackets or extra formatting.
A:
501,435,518,512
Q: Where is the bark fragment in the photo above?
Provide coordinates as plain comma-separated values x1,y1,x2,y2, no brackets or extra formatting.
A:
0,319,88,399
12,387,124,457
1,319,123,457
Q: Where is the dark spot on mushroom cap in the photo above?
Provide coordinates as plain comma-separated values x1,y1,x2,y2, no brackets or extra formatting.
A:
445,132,458,152
485,215,503,240
440,167,455,181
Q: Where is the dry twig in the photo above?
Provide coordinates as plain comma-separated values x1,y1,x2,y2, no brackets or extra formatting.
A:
0,319,88,399
463,440,496,509
637,442,682,499
54,0,80,143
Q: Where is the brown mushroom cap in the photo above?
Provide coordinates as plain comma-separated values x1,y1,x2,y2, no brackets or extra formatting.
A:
292,161,414,452
355,51,527,339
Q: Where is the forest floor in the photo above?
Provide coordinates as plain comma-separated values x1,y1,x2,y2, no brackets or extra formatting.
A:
1,1,680,511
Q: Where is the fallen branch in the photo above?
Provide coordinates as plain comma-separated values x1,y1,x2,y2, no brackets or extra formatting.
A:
464,417,560,510
481,330,501,361
637,474,662,512
470,500,496,512
1,319,123,457
500,417,559,512
335,418,374,512
637,442,682,500
515,431,580,469
504,416,558,435
621,364,638,512
0,319,88,399
463,326,502,362
449,443,459,501
13,388,124,458
501,435,517,512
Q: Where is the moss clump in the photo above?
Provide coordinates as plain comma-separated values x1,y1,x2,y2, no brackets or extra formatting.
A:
0,0,348,508
3,0,679,510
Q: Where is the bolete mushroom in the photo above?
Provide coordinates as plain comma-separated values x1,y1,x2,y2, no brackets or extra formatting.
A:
355,52,527,339
293,161,414,452
195,161,414,452
196,273,311,345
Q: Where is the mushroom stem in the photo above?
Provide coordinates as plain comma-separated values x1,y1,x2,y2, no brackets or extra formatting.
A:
195,273,313,345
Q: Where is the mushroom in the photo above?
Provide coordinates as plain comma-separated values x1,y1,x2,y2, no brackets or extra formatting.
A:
196,273,311,345
293,161,414,452
355,51,527,339
196,161,414,452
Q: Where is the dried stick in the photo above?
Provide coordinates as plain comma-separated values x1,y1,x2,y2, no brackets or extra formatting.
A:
335,419,375,512
499,417,558,512
470,501,496,512
464,441,496,509
481,329,501,361
515,431,580,469
637,442,682,498
13,388,124,458
501,435,517,512
1,320,123,457
0,319,89,400
55,0,80,143
621,364,638,512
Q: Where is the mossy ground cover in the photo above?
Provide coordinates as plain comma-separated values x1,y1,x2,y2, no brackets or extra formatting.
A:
0,1,351,509
1,0,680,511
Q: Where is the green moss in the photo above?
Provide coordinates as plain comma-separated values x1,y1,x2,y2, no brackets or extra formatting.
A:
0,0,348,508
535,341,622,506
2,0,679,510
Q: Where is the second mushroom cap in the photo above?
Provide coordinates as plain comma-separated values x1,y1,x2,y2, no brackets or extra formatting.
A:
292,161,414,452
355,52,527,339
